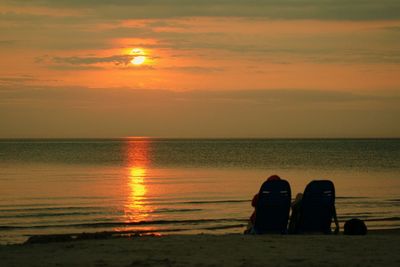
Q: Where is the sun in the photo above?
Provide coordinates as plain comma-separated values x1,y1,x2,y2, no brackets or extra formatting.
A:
130,48,146,65
131,56,146,65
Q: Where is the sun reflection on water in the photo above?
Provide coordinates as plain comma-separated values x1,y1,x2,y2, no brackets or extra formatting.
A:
124,139,152,222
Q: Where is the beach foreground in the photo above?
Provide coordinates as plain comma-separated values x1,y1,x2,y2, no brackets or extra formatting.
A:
1,230,400,267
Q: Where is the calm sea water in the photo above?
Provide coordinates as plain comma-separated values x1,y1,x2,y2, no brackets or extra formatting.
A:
0,139,399,244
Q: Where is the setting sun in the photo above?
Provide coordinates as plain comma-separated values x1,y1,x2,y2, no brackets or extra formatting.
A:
131,56,146,65
130,48,146,65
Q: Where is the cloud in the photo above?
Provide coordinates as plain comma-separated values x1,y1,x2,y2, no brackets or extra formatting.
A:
160,66,225,73
46,65,104,71
3,3,399,64
0,75,36,83
1,84,398,108
0,40,19,46
36,54,224,72
0,75,58,86
3,0,400,20
383,26,400,32
51,55,132,65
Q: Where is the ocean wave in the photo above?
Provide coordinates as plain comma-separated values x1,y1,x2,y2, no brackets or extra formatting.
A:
202,224,246,231
152,208,203,213
0,218,247,231
0,211,106,219
387,199,400,203
339,211,392,216
181,200,249,204
336,196,369,199
0,206,102,213
363,217,400,222
0,207,203,220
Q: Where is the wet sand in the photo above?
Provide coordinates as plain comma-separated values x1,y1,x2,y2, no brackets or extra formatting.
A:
1,230,400,267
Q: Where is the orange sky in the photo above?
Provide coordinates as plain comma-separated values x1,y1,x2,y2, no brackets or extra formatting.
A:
1,1,399,138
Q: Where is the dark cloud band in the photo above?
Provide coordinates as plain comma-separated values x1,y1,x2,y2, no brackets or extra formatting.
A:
3,0,400,20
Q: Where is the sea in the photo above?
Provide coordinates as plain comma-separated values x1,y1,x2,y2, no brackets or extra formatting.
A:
0,139,399,244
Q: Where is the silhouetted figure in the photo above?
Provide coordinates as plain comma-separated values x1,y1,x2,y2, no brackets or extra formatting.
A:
288,193,303,233
289,180,339,234
245,175,291,234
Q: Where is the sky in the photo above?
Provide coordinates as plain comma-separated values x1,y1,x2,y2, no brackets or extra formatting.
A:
1,0,400,138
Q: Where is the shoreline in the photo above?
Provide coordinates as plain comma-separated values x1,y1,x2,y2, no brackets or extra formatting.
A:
1,230,400,266
3,226,399,246
2,225,400,246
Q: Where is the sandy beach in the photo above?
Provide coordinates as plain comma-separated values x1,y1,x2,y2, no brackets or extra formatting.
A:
2,0,400,266
1,230,399,267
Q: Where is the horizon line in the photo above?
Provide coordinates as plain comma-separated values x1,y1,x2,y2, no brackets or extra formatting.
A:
0,137,399,141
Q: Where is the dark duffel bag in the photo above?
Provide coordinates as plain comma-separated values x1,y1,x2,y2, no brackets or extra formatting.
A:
344,218,367,235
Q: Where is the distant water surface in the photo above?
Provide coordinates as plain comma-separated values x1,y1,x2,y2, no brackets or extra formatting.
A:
0,139,399,244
